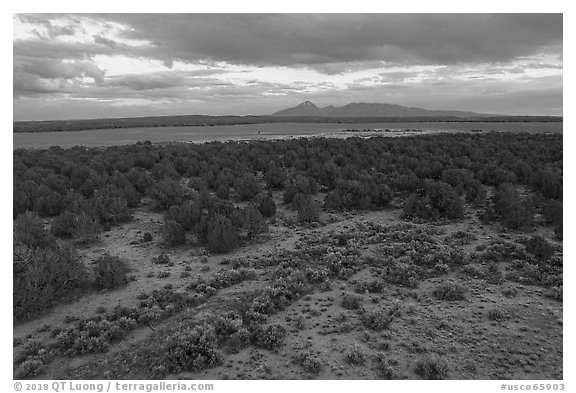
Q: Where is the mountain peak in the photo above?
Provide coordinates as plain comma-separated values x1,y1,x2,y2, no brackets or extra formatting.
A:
272,101,485,118
298,101,318,108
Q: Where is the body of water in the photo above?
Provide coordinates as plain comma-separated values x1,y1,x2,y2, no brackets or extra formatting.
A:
13,121,563,150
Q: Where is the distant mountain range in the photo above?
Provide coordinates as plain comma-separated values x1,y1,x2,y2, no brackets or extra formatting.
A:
271,101,488,118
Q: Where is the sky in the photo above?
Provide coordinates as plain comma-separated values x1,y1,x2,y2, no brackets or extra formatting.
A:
13,13,563,121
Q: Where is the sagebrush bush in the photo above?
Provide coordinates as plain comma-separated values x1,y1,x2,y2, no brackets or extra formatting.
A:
361,310,394,331
432,281,467,301
93,254,130,290
14,339,54,378
415,356,449,380
382,260,420,288
254,324,286,350
487,308,506,321
543,286,563,301
345,345,366,365
152,253,171,265
14,239,88,321
525,235,555,261
55,317,137,356
373,353,398,379
341,293,363,310
296,351,322,374
153,323,224,374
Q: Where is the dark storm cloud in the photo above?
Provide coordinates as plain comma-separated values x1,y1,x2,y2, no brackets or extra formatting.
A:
107,73,233,91
17,13,77,38
93,35,118,49
13,73,69,97
108,73,186,91
92,14,562,69
19,59,105,82
14,39,115,60
15,14,562,70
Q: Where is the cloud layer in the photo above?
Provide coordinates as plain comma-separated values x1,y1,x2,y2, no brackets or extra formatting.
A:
13,14,563,120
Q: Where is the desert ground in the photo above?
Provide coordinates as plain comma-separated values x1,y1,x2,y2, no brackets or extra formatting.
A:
14,191,562,380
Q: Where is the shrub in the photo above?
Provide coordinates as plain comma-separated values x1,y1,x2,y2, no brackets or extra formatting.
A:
361,310,394,331
488,183,534,230
147,179,185,211
345,345,366,365
554,223,562,240
14,211,54,248
542,200,562,226
152,253,171,265
207,215,238,254
341,293,363,310
93,255,130,290
51,211,101,243
543,286,563,301
161,220,186,246
256,194,277,217
432,281,467,301
92,185,131,224
15,359,46,379
487,308,506,321
51,211,76,238
354,279,385,294
243,205,268,240
263,166,288,189
254,324,286,350
56,317,137,356
215,185,229,200
415,357,449,380
403,181,464,220
294,194,320,223
73,212,102,244
14,242,88,321
151,323,224,376
235,173,261,201
373,353,398,379
14,340,53,379
323,179,392,210
166,200,202,231
525,235,555,261
294,315,307,330
296,351,322,374
382,260,420,288
142,232,153,242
